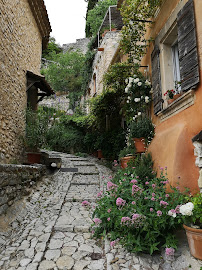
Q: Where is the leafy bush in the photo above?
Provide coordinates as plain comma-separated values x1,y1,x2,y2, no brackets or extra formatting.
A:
118,144,136,160
129,117,154,139
92,167,187,254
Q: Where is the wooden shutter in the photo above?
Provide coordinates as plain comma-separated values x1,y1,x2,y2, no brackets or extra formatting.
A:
177,0,199,91
151,45,162,114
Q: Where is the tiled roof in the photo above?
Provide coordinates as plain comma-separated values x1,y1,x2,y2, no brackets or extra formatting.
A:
28,0,52,49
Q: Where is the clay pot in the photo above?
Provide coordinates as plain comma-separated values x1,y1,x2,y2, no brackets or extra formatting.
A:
97,149,103,159
133,138,146,153
173,93,182,100
120,156,135,169
167,99,174,105
183,224,202,260
27,152,41,164
98,47,104,51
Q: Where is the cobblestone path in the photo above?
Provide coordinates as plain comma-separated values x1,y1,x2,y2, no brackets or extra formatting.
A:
0,152,201,270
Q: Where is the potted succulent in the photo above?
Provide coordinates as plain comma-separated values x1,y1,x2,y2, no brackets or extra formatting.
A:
179,193,202,260
23,108,48,164
129,117,154,153
118,144,136,169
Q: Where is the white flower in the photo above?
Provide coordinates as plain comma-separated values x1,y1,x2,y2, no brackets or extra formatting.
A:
127,96,131,100
145,96,149,103
127,100,130,103
179,202,194,216
133,116,137,120
129,77,134,83
125,78,128,84
125,87,129,93
168,210,176,218
150,88,153,94
134,78,140,83
137,82,142,87
134,98,140,102
138,112,141,116
145,80,151,86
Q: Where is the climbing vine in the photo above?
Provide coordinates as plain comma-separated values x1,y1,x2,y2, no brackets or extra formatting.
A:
119,0,162,62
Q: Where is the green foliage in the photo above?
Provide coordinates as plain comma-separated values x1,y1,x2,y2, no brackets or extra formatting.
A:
129,117,154,139
41,51,85,109
86,0,117,37
24,108,49,151
120,0,162,62
42,37,62,60
92,167,188,254
118,144,136,160
85,0,99,37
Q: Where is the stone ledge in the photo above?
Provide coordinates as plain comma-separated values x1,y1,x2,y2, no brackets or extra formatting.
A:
158,90,195,121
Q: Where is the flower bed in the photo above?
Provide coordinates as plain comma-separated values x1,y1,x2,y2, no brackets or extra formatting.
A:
92,164,188,255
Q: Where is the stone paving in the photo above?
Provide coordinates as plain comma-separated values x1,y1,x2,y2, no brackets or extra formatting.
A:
0,151,202,270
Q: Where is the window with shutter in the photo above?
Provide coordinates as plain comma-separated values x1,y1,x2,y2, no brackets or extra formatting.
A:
151,45,162,115
177,0,199,91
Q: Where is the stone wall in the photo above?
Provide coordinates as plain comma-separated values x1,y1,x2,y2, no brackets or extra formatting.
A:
39,94,71,113
63,38,90,54
0,164,46,215
0,0,43,163
88,31,121,97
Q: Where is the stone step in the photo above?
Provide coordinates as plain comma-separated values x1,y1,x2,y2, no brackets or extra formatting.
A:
72,174,99,185
65,185,100,202
71,162,95,166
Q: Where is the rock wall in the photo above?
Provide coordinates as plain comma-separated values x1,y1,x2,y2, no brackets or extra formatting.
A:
0,0,43,163
0,164,46,215
63,38,90,54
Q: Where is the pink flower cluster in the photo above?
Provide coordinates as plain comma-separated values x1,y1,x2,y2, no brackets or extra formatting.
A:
132,185,143,195
121,214,146,228
97,191,103,198
130,179,138,184
121,216,131,226
81,201,90,207
165,247,175,256
93,218,102,225
157,210,162,216
107,181,117,191
116,197,126,206
160,200,169,208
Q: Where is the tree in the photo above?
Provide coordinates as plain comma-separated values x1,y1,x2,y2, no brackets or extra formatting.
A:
42,37,62,60
86,0,117,37
41,51,85,109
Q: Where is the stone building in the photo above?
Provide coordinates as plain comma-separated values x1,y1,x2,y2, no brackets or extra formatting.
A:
86,5,124,103
118,0,202,192
0,0,53,164
63,38,90,55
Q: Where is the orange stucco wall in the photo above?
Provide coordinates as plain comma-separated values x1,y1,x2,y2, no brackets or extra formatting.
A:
142,0,202,192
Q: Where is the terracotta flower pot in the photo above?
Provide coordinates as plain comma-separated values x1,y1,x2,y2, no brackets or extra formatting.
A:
167,99,174,105
97,149,103,159
27,152,41,164
183,224,202,260
173,93,182,100
120,156,135,169
133,138,146,153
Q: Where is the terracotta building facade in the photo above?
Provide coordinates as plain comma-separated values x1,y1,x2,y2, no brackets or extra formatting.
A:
137,0,202,192
0,0,52,163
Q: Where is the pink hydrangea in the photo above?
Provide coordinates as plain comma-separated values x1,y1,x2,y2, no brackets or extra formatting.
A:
93,218,102,225
82,201,90,207
116,197,126,206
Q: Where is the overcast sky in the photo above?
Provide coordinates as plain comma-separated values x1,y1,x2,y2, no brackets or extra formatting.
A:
43,0,88,46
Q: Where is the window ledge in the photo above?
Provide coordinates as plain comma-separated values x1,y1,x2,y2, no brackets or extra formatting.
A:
157,90,195,121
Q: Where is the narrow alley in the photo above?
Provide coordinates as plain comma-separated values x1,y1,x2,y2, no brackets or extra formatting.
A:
0,152,201,270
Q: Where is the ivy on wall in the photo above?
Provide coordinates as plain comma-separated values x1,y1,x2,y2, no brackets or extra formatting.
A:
119,0,162,62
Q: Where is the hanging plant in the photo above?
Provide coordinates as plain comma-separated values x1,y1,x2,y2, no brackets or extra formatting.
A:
119,0,162,62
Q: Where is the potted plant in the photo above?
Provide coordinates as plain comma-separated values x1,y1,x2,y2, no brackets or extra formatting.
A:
118,144,136,169
24,108,48,164
179,193,202,260
164,89,175,105
129,117,154,153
